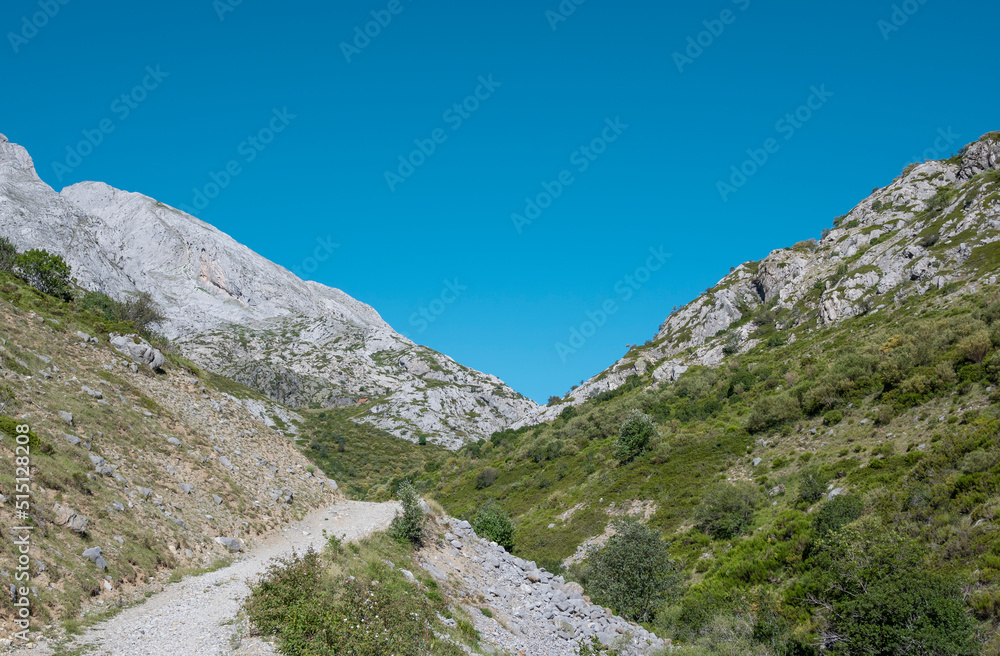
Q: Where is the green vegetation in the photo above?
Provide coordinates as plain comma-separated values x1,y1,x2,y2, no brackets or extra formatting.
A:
388,481,425,546
613,409,657,463
244,533,467,656
14,248,74,301
301,407,449,499
470,499,515,551
423,287,1000,654
580,519,681,623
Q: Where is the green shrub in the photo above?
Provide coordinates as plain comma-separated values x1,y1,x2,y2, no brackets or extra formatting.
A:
471,499,515,551
746,393,801,433
14,249,73,300
245,546,464,656
388,481,424,546
814,495,863,539
586,519,681,623
613,410,657,463
799,470,826,503
475,467,499,489
820,517,978,656
114,291,165,334
696,482,762,539
79,290,119,320
0,237,16,273
823,410,843,426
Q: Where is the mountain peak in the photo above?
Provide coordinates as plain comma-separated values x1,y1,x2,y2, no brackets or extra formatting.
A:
0,135,537,447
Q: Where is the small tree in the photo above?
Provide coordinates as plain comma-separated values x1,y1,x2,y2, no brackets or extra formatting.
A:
475,467,499,489
696,482,761,539
14,249,73,300
614,410,657,463
388,481,424,546
471,500,514,551
0,237,17,273
819,516,978,656
587,519,681,623
114,291,165,334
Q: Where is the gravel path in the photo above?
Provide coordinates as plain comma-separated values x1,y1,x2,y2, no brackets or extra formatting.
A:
34,501,399,656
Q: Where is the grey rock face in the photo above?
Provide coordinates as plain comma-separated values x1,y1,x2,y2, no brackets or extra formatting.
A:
0,136,535,448
518,133,1000,423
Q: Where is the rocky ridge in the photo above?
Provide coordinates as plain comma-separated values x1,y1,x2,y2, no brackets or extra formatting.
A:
0,134,537,447
524,133,1000,424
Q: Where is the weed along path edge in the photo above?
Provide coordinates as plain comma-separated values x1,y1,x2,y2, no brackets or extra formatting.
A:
36,501,400,656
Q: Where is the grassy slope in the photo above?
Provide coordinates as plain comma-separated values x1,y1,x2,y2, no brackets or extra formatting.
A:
424,285,1000,650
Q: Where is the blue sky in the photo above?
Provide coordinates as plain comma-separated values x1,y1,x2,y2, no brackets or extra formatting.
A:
3,0,998,403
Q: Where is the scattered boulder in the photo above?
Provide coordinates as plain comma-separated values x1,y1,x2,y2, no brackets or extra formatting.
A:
76,331,97,343
82,547,107,571
109,334,165,371
167,437,182,447
81,386,103,399
58,411,73,425
215,537,243,553
63,433,82,446
53,504,88,534
179,484,194,494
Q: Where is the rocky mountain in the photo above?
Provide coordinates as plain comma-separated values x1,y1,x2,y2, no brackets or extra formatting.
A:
526,132,1000,424
0,133,537,448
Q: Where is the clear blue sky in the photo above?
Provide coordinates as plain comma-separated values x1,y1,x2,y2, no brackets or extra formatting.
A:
3,1,998,403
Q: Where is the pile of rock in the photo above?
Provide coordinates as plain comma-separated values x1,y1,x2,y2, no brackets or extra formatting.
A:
420,518,666,656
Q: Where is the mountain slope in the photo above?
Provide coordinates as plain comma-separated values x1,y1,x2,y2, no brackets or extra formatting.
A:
0,134,537,448
528,133,1000,424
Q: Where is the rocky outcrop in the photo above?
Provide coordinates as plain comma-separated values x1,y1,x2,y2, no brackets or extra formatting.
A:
520,132,1000,423
110,333,165,371
0,135,537,447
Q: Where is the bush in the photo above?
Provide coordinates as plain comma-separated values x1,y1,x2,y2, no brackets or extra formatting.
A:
475,467,498,489
547,395,562,406
823,410,843,426
0,237,16,273
115,291,165,334
820,517,978,656
245,544,464,656
814,495,864,539
746,393,801,434
14,249,73,300
79,290,119,321
958,331,991,364
696,482,762,539
471,500,514,551
388,481,424,546
613,410,657,463
587,519,681,623
799,470,826,503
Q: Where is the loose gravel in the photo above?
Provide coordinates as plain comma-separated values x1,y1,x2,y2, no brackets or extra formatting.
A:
30,501,399,656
